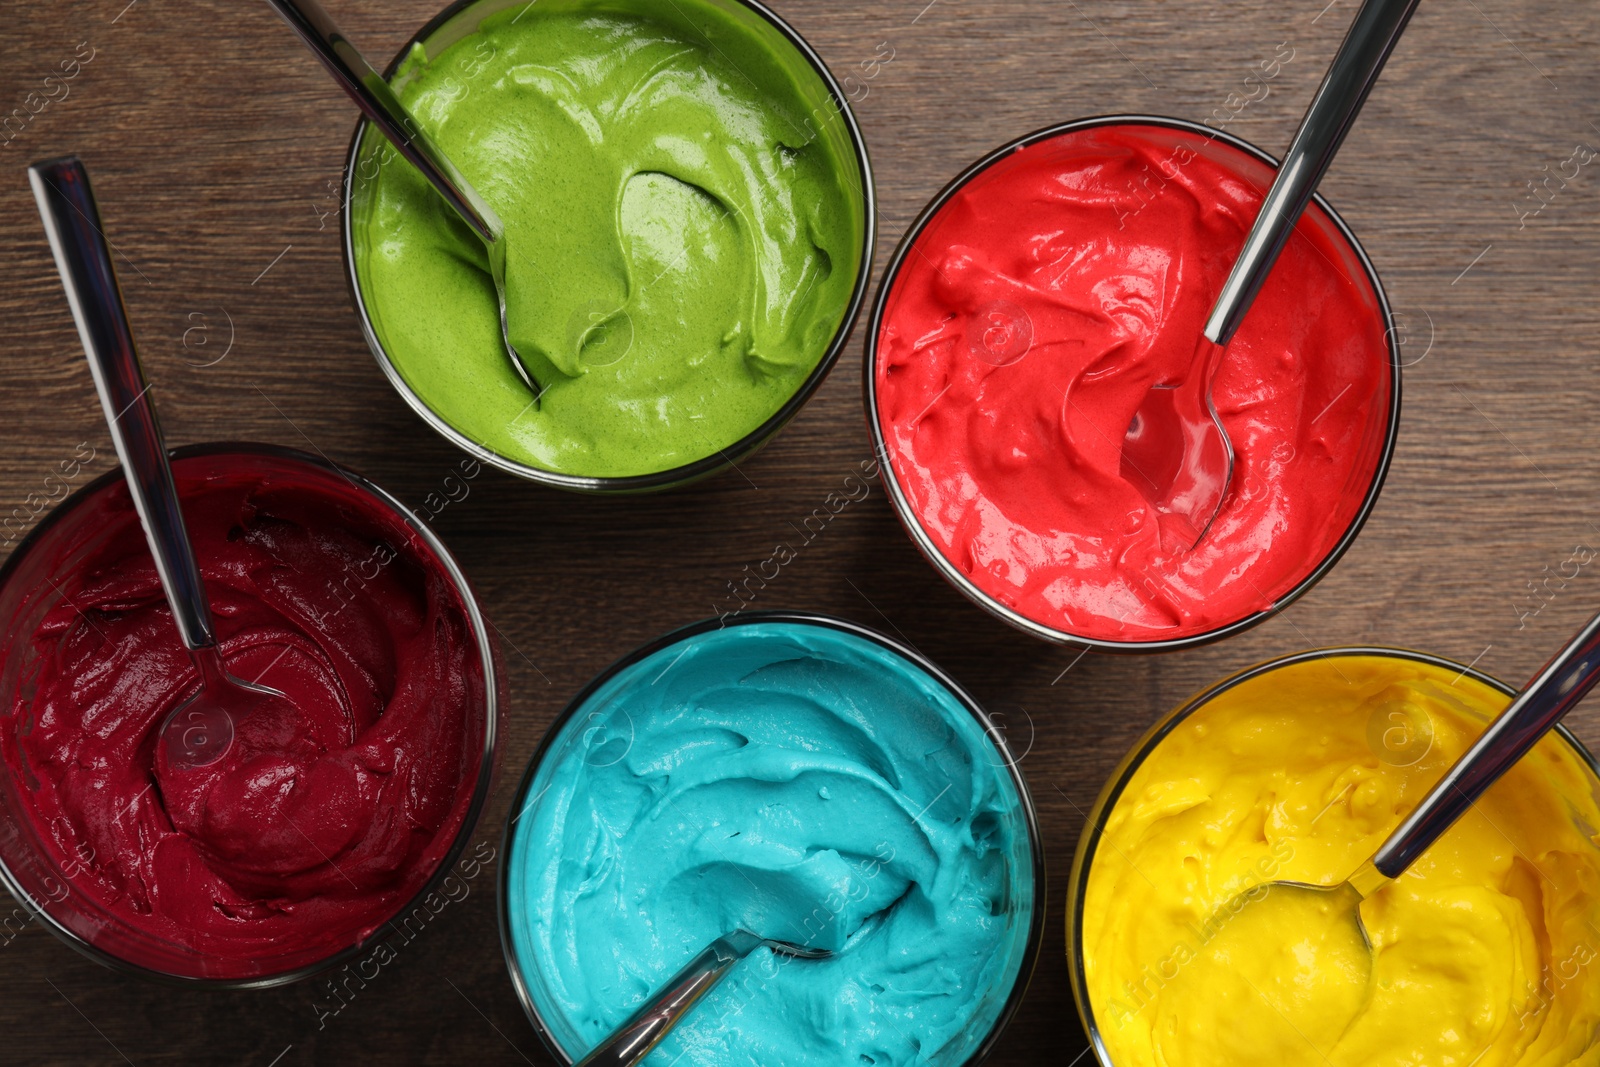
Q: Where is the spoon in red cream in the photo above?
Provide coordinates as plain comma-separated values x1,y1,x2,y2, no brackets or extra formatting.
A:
1123,0,1420,546
30,157,296,772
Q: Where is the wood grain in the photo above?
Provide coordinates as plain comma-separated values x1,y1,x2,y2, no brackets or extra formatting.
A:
2,0,1599,1063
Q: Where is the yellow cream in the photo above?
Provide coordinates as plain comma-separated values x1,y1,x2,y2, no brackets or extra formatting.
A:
1081,655,1600,1067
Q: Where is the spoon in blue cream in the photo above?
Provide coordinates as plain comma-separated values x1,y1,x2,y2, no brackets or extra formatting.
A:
574,929,832,1067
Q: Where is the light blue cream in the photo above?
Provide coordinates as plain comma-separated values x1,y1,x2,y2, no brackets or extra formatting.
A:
506,621,1034,1067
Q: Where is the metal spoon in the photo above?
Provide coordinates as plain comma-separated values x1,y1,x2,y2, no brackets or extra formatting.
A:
575,929,832,1067
263,0,539,393
29,156,296,772
1119,337,1233,548
1225,607,1600,971
1123,0,1421,547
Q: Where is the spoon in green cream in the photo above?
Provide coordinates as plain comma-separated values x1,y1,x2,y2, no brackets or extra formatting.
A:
264,0,540,395
575,929,831,1067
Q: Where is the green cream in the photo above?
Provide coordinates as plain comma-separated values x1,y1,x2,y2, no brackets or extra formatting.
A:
350,0,864,479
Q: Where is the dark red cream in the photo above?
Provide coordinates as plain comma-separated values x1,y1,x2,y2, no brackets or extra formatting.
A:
2,456,483,974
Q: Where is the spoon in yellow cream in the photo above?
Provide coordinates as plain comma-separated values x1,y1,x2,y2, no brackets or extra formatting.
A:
1204,607,1600,1051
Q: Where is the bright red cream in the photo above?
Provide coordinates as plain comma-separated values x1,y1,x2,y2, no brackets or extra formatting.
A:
873,123,1393,642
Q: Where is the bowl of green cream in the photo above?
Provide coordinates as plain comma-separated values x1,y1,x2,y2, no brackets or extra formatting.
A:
343,0,874,491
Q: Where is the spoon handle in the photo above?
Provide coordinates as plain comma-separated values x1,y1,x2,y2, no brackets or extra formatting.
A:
1372,610,1600,879
28,157,216,653
1203,0,1420,345
574,935,754,1067
263,0,503,245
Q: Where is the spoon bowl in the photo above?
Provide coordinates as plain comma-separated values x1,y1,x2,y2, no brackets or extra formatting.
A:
574,928,833,1067
1167,877,1376,1065
264,0,537,391
1121,338,1234,548
1211,607,1600,1022
31,157,301,771
157,646,292,770
1125,0,1421,547
1207,864,1383,982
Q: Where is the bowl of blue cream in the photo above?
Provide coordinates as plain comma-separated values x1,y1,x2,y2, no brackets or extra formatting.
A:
499,612,1043,1066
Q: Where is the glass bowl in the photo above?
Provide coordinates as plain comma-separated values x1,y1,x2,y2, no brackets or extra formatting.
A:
498,610,1044,1065
1065,646,1600,1065
343,0,876,493
0,443,503,987
864,115,1401,651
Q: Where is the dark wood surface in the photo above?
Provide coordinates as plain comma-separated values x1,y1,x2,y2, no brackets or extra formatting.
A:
3,0,1599,1063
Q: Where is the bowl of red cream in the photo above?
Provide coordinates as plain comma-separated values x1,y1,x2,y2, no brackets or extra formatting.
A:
866,116,1400,650
0,444,501,985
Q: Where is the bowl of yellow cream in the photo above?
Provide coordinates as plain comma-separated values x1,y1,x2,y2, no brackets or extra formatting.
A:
1067,648,1600,1067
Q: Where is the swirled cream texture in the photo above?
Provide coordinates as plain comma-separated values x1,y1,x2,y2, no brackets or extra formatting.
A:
0,455,485,976
1082,655,1600,1067
352,0,864,477
873,123,1393,641
506,621,1035,1066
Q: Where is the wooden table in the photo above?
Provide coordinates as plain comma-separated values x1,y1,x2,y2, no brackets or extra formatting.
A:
2,0,1597,1062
